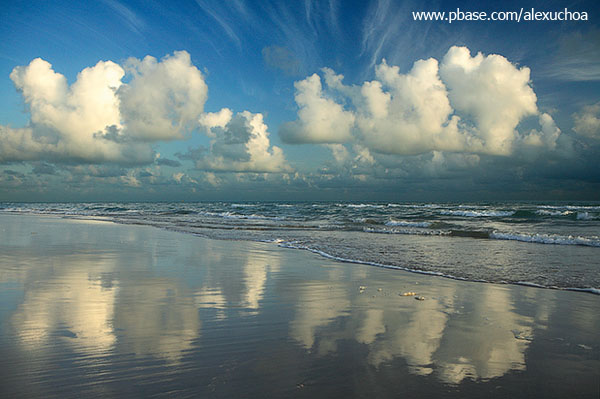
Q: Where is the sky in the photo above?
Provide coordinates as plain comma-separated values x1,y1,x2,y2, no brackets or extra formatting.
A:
0,0,599,201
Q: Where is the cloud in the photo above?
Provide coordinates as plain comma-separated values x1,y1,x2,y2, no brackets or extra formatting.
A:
521,113,562,150
197,109,292,173
1,51,206,165
279,73,355,144
101,0,146,35
156,158,182,167
194,0,242,50
573,102,600,139
175,146,207,161
118,51,207,141
32,162,57,175
541,29,600,82
280,46,561,157
262,45,301,75
439,46,538,155
356,58,464,155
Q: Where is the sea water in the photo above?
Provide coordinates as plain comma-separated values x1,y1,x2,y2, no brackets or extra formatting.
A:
1,201,598,292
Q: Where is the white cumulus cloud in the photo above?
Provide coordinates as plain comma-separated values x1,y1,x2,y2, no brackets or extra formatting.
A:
356,58,465,155
1,51,206,164
197,109,292,173
439,46,538,155
522,113,562,149
573,102,600,139
280,46,561,158
279,73,355,144
118,51,207,141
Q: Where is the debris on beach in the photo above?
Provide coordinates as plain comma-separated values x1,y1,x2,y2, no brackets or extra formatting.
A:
415,296,425,301
359,286,366,293
377,288,383,292
401,292,417,296
578,344,592,350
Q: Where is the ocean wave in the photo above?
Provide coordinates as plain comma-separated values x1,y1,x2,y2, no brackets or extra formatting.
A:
104,206,129,212
385,219,431,228
577,212,595,220
490,232,600,247
566,287,600,295
353,217,379,224
448,229,491,239
272,240,599,294
536,209,573,216
201,211,284,221
386,203,439,208
537,205,600,211
3,204,599,293
274,241,454,278
363,227,446,236
440,210,515,217
338,203,385,209
161,209,197,215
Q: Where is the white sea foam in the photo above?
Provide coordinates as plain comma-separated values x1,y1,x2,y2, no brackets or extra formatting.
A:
274,242,453,279
387,203,439,208
536,209,573,216
274,240,600,294
385,219,431,228
202,211,283,221
364,227,446,236
516,281,548,289
577,212,594,220
538,205,600,211
342,203,385,209
440,210,515,217
490,231,600,247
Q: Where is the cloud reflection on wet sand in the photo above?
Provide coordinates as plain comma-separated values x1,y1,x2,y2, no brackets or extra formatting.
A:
1,215,598,397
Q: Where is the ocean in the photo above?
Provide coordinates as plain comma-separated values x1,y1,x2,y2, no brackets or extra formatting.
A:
2,201,599,293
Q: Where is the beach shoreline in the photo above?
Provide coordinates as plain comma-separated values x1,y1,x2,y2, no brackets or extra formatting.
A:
1,213,598,398
2,201,598,293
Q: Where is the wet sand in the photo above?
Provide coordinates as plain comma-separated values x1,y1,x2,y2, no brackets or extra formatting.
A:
0,214,598,398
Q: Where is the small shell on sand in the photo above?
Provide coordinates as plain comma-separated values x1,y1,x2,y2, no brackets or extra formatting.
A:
415,296,425,301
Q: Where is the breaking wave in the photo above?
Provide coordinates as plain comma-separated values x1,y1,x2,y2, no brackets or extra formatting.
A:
490,232,600,247
385,219,432,228
440,210,515,217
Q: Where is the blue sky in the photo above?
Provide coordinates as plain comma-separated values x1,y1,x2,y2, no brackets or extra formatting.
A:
0,0,599,201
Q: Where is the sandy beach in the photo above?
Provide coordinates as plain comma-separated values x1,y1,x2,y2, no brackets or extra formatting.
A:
0,213,598,398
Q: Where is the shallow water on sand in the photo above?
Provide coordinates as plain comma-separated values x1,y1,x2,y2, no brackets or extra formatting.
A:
2,201,600,291
0,215,598,398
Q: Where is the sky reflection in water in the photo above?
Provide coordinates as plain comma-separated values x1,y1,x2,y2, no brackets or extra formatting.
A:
1,215,598,397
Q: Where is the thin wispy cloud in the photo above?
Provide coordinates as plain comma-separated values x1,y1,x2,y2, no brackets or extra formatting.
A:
102,0,146,35
540,29,600,81
194,0,243,50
